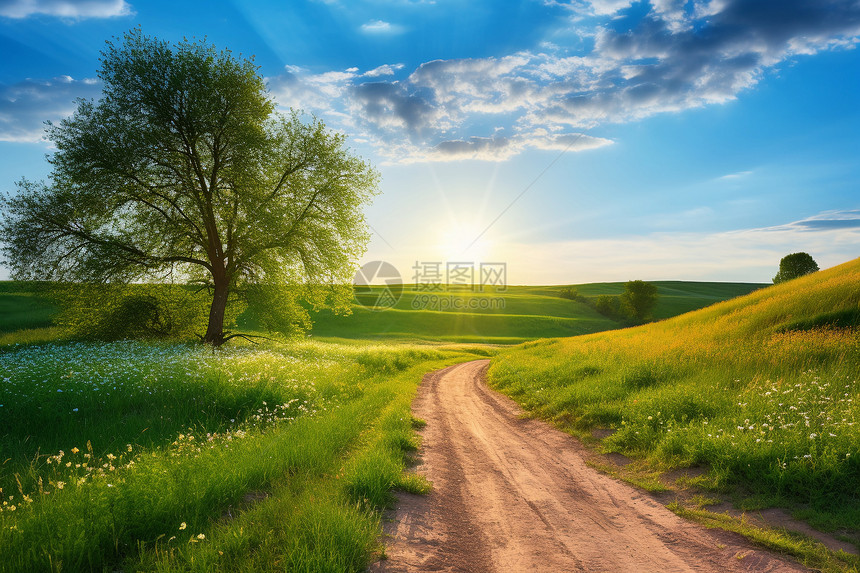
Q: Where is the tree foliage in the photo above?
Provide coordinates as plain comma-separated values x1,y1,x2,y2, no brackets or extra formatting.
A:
594,294,624,320
620,280,658,323
0,30,379,345
49,283,214,341
773,252,819,284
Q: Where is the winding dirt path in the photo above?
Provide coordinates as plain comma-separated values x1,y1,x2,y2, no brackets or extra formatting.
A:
371,360,810,573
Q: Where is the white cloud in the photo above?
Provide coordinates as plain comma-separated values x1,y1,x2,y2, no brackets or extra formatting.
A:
360,19,405,34
0,0,133,19
766,210,860,232
497,214,860,284
395,131,612,163
263,0,860,162
363,63,405,78
0,76,101,143
717,170,753,180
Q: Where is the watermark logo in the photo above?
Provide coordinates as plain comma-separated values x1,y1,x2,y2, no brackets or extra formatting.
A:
354,260,508,311
412,261,507,292
353,260,403,310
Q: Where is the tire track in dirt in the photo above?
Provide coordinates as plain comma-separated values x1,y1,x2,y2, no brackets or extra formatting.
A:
371,360,810,573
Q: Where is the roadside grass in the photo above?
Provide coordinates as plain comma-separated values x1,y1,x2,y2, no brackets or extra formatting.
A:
668,503,860,573
0,339,477,572
489,258,860,537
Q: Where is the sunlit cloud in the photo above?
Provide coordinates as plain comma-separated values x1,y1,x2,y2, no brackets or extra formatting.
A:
262,0,860,163
0,0,133,19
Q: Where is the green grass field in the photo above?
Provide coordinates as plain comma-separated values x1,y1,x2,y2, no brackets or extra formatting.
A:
243,282,765,344
0,282,56,334
1,280,764,345
488,258,860,539
0,340,484,572
5,274,849,571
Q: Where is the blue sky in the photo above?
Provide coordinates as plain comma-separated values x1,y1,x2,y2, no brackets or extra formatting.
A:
1,0,858,283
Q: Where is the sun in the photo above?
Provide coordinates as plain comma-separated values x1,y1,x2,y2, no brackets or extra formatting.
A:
436,223,492,264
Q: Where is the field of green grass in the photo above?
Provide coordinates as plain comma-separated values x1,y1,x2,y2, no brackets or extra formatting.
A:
2,280,764,345
0,339,485,572
246,282,764,344
488,258,860,538
302,288,617,343
0,276,808,571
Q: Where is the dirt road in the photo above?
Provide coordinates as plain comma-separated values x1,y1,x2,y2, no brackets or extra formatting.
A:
371,360,809,573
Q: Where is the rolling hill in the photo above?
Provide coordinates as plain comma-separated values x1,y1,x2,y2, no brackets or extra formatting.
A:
489,257,860,529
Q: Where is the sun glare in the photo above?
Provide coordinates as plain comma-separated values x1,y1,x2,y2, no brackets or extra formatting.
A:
437,223,492,264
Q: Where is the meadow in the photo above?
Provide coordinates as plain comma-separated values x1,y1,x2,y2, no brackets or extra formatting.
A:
0,339,485,572
489,258,860,535
0,276,813,571
264,282,764,344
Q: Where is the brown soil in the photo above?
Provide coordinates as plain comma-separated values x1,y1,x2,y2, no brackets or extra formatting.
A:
370,360,811,573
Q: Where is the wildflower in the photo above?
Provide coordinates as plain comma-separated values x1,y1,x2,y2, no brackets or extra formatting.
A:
71,447,80,454
197,533,205,540
179,522,187,530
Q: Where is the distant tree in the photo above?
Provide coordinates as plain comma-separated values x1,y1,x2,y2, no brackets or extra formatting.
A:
594,294,623,319
773,252,819,284
621,280,658,323
559,287,580,301
0,30,379,345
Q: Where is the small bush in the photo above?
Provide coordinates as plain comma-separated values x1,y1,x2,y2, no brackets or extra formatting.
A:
559,287,581,301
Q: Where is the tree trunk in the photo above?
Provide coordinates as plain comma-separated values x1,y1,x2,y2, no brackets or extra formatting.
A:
203,279,229,346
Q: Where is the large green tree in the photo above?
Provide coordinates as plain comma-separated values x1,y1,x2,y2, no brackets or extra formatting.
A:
773,252,819,284
0,30,379,345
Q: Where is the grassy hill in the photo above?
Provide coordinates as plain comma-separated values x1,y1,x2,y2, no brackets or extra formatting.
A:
279,282,765,344
301,287,617,344
489,258,860,532
3,280,766,345
566,280,765,319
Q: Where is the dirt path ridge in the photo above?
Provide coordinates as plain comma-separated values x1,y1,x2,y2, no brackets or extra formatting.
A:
371,360,810,573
